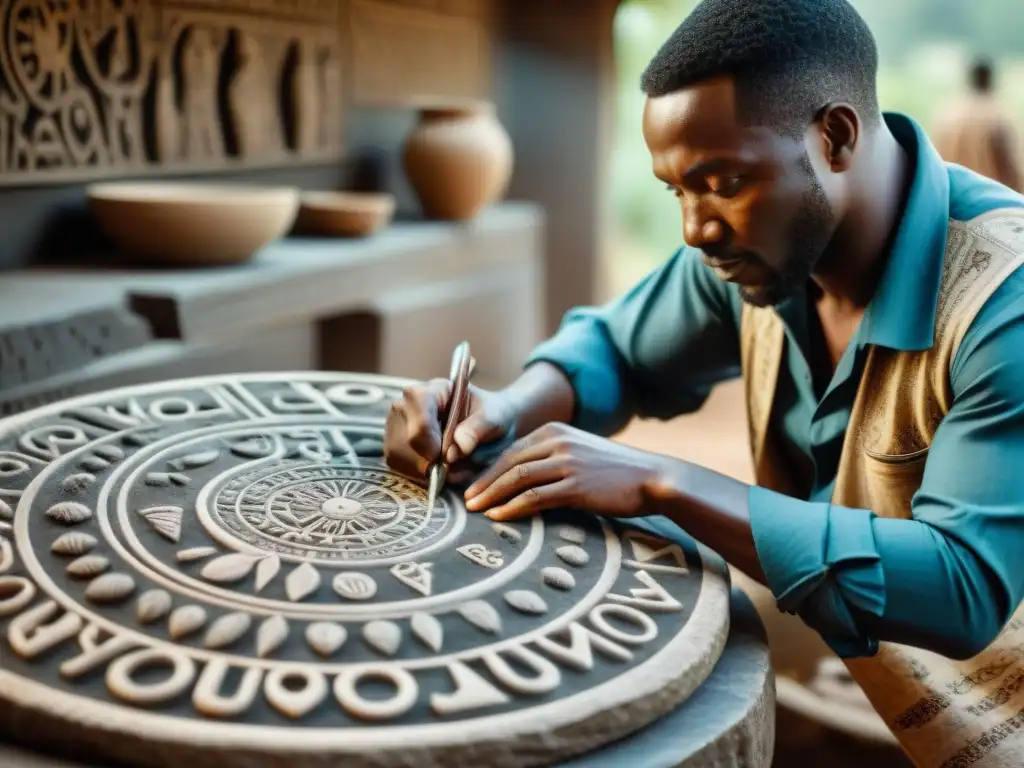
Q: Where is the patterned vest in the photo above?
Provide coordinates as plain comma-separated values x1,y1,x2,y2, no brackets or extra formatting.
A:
740,208,1024,768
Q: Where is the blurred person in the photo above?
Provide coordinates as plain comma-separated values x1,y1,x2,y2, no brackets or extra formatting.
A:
932,58,1022,191
385,1,1024,765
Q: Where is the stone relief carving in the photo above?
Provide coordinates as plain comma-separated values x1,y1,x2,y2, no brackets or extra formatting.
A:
0,373,732,767
0,0,343,185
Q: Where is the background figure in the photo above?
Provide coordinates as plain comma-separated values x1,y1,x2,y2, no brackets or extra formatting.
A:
931,59,1022,191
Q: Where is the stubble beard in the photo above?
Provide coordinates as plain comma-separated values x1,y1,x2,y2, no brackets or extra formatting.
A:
739,154,834,308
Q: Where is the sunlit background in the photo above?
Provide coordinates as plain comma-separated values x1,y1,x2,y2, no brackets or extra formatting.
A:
602,0,1024,296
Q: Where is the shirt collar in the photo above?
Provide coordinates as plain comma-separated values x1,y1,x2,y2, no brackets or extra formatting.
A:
856,112,950,351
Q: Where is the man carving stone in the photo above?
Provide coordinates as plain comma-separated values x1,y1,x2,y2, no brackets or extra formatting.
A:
384,1,1024,765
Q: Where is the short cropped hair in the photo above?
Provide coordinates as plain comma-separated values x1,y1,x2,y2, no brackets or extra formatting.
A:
640,0,881,136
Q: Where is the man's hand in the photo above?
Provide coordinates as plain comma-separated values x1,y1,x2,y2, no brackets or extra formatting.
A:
384,379,522,482
463,423,670,521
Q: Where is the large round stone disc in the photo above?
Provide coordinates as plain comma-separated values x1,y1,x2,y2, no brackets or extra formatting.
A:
0,373,730,767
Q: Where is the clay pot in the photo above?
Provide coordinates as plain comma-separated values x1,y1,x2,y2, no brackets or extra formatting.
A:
402,100,513,221
297,191,396,237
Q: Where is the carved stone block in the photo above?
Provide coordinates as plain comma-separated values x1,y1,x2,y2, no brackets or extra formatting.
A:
0,0,344,186
0,371,731,767
0,304,152,392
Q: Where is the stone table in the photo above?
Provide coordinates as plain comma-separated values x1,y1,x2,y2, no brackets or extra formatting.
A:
0,372,773,767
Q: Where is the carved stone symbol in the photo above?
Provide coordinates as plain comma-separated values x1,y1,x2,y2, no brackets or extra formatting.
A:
0,2,343,184
457,543,504,569
390,561,433,596
607,570,684,613
623,531,689,575
332,572,377,601
136,505,183,543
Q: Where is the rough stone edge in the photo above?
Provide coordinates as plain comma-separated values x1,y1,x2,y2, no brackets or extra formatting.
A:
0,371,733,767
678,593,776,768
0,549,729,768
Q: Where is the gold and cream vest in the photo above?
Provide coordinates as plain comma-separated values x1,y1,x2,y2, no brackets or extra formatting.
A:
741,208,1024,768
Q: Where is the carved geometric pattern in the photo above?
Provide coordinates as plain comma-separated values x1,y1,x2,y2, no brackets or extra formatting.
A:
0,0,343,185
0,372,730,767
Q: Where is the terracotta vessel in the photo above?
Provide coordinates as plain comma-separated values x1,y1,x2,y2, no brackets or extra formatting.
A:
401,100,513,221
297,191,396,237
87,182,299,266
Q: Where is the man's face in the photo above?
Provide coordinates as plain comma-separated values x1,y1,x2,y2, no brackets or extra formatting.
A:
642,76,837,307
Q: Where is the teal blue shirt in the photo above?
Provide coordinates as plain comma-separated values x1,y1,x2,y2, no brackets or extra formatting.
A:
525,113,1024,660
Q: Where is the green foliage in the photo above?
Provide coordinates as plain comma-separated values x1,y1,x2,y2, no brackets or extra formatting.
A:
607,0,1024,277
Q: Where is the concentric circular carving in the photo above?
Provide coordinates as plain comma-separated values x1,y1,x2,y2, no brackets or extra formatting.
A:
0,373,730,768
209,463,458,563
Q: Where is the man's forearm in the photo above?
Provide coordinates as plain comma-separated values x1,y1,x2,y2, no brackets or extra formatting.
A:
647,458,768,585
501,361,577,437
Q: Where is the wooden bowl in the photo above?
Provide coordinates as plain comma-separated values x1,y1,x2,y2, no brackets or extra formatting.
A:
297,191,396,237
87,182,300,266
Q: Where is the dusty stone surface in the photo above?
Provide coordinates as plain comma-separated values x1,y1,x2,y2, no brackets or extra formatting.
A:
0,372,733,767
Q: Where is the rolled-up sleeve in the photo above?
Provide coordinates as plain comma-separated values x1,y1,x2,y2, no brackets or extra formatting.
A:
525,247,741,435
750,273,1024,660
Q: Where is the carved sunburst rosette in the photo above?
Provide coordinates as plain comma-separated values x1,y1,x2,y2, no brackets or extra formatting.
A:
0,373,730,767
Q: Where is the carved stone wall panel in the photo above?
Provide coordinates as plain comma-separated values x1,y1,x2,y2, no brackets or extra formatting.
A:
349,0,491,107
0,0,344,187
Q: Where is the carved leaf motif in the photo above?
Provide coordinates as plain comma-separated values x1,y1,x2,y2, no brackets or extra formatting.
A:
51,532,98,556
137,589,173,625
169,450,220,471
66,555,110,579
286,562,321,601
459,600,502,635
411,612,443,652
145,472,191,487
555,545,589,568
257,615,289,657
0,498,10,520
306,622,347,657
504,590,548,615
169,605,208,639
255,555,281,593
46,502,93,525
492,523,522,543
176,547,219,563
80,455,112,471
558,525,586,545
541,566,576,591
201,553,257,583
60,473,96,495
204,612,252,649
363,620,401,657
85,573,136,604
137,505,183,543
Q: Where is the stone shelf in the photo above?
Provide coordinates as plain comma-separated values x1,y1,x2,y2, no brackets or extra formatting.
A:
0,203,546,412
